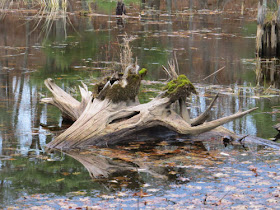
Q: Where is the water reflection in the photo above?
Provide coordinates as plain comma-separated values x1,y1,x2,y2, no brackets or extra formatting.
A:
0,1,280,208
256,57,280,89
3,136,277,208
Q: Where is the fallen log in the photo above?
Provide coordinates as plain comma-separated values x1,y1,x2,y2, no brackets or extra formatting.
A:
41,64,260,150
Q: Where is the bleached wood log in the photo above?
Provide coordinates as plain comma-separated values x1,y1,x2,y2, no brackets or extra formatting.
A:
42,69,259,150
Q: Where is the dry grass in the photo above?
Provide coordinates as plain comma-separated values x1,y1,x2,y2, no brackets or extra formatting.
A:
1,0,69,38
120,35,136,72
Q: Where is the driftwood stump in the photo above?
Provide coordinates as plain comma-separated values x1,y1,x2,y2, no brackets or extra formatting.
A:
41,64,258,150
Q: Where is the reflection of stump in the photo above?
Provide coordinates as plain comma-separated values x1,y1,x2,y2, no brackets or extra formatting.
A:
256,57,280,89
116,1,126,15
256,2,280,88
256,22,277,57
256,1,280,57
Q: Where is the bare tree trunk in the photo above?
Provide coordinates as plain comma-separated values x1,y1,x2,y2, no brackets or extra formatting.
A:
256,0,280,57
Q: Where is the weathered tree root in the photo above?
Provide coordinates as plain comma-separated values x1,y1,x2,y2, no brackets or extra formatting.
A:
41,78,92,121
41,68,260,150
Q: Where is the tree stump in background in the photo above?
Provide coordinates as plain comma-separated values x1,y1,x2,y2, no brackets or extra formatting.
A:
256,0,280,57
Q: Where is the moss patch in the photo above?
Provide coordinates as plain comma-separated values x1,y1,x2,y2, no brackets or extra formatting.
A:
106,73,142,103
93,69,147,103
139,68,147,77
265,11,276,23
163,75,196,102
92,82,105,98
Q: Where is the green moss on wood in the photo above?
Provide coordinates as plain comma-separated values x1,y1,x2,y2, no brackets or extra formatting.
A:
139,68,147,77
264,11,276,23
106,73,142,103
163,74,196,102
92,82,105,97
93,69,147,103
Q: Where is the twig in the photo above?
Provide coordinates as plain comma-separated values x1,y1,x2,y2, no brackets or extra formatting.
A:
162,65,172,80
203,191,215,205
173,51,179,75
215,190,232,206
237,134,249,142
203,66,225,81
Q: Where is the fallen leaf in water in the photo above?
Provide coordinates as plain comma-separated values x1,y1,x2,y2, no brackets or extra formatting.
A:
248,165,259,177
70,191,86,196
133,189,150,198
147,188,160,192
167,162,176,167
142,183,151,188
213,173,229,178
168,171,177,175
178,177,190,182
157,141,168,146
72,172,81,175
117,192,127,197
61,172,70,176
47,158,56,162
99,195,115,199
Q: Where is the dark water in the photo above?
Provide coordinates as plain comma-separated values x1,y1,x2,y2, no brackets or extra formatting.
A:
1,1,280,208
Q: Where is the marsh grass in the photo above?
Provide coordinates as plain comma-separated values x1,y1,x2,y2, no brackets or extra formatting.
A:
120,35,136,72
1,0,69,38
31,0,69,38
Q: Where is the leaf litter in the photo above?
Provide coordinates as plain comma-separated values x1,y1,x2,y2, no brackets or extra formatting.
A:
5,137,280,209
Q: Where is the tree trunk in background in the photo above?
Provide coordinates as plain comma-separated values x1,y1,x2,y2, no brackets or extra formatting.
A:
256,0,280,57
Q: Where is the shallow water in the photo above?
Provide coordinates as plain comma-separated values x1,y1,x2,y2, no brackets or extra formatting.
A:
1,1,280,208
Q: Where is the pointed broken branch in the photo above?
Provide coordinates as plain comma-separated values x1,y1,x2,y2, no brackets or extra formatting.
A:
41,78,92,121
191,93,219,126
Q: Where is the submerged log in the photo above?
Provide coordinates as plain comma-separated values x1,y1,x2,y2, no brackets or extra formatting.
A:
41,64,260,150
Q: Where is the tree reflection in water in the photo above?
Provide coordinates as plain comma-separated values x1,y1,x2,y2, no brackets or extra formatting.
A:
256,57,280,89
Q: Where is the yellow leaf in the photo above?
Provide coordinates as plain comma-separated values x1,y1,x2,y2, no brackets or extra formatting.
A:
56,178,65,182
70,191,86,196
168,171,177,175
72,172,81,175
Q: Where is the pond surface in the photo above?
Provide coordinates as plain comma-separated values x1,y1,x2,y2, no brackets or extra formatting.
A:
1,1,280,209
